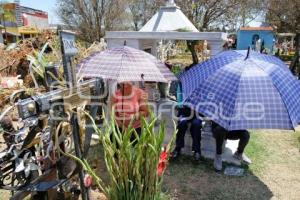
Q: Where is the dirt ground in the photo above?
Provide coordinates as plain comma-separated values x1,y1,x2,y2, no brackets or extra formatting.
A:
0,129,299,200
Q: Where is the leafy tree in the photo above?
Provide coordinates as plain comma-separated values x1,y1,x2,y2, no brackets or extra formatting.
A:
265,0,300,77
176,0,264,31
57,0,128,42
128,0,164,31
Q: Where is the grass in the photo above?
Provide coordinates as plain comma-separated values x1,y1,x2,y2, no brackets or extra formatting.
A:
292,130,300,150
0,191,8,200
163,156,273,200
162,129,300,200
244,131,270,174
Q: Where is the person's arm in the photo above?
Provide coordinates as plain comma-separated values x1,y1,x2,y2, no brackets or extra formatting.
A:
111,90,125,118
111,92,117,113
137,89,149,119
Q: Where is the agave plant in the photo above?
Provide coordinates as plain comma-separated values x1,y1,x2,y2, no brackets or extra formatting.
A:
27,51,47,78
57,111,176,200
26,43,48,87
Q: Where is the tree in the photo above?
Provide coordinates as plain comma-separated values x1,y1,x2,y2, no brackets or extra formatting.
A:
265,0,300,77
128,0,164,31
172,0,266,64
175,0,264,31
216,0,265,31
57,0,127,42
128,0,144,31
176,0,236,31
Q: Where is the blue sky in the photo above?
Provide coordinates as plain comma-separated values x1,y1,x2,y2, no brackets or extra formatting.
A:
20,0,59,24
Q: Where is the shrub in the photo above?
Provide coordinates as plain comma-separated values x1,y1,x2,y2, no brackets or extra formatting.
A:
278,54,294,62
59,112,176,200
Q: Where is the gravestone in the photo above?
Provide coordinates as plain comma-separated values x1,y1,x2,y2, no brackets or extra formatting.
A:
200,120,241,165
157,100,241,165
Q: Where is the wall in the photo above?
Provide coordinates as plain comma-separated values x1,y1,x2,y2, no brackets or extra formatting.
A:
106,38,158,56
21,6,48,29
2,3,18,28
106,31,227,57
107,38,140,49
22,13,48,29
2,3,48,29
237,30,274,51
209,40,226,56
0,33,3,43
139,39,157,55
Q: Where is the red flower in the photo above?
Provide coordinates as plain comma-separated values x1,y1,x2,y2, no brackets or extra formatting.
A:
157,148,168,177
84,174,93,187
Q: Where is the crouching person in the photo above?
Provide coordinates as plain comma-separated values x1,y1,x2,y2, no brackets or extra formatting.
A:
212,121,251,171
171,106,202,161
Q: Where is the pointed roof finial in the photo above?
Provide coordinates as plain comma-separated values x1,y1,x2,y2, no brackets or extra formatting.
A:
166,0,176,7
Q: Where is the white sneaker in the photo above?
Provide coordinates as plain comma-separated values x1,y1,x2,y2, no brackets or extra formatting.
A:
214,154,223,171
233,152,252,164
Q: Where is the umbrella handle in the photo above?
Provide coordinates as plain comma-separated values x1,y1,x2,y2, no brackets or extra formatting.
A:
141,74,145,89
245,46,250,60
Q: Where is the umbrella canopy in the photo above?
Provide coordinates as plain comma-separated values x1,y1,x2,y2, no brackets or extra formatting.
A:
77,46,177,83
180,50,300,130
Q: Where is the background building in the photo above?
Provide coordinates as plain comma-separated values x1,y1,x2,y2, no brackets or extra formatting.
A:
21,6,48,29
0,0,48,43
237,26,275,53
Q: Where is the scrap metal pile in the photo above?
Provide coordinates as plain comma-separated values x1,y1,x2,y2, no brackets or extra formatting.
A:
0,30,107,200
0,78,104,199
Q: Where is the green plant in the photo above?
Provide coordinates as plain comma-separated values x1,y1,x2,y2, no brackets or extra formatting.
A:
57,111,176,200
171,65,182,75
175,28,192,32
26,42,64,88
27,51,48,79
278,54,294,62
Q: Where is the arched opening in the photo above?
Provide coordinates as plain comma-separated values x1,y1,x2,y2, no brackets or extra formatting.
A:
252,34,260,45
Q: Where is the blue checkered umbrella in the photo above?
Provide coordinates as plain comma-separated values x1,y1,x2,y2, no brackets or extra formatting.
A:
180,50,300,130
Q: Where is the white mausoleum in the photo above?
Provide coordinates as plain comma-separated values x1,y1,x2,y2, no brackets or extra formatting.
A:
105,0,227,57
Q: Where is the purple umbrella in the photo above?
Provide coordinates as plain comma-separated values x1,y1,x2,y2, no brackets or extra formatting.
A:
77,46,177,83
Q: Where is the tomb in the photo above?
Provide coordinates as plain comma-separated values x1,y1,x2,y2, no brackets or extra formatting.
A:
104,0,241,165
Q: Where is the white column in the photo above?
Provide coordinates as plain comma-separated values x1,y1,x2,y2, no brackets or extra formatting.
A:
0,32,3,44
208,39,226,56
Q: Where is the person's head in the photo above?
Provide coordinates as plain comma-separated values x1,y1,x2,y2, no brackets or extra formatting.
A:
120,81,133,90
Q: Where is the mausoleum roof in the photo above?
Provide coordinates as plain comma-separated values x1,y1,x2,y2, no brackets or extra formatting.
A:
139,0,198,32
